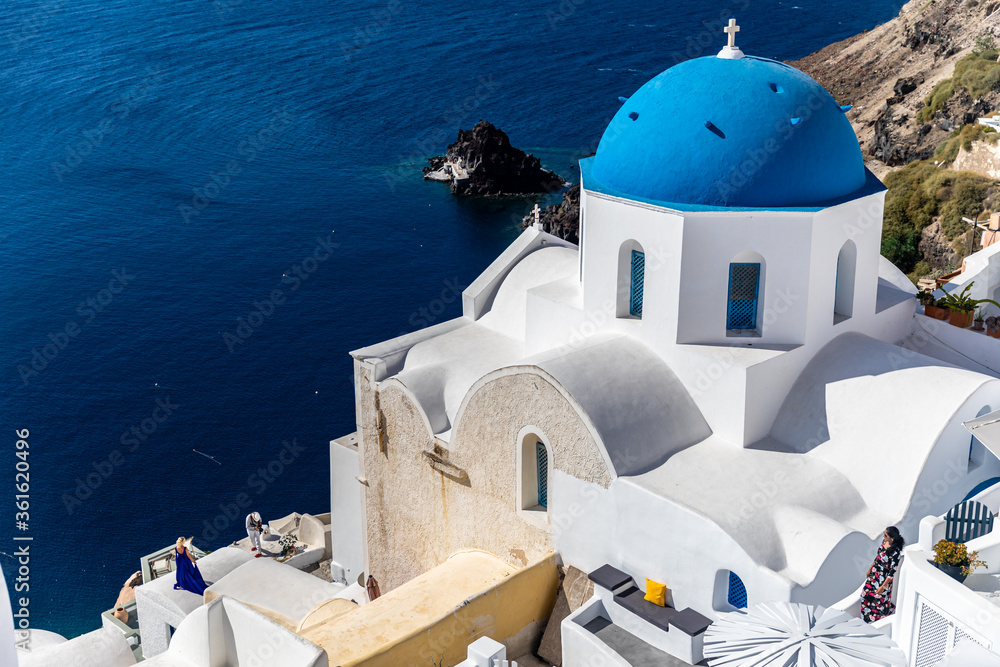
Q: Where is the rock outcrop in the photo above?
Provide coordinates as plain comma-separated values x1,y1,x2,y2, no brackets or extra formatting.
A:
521,183,580,244
423,120,564,196
920,218,962,268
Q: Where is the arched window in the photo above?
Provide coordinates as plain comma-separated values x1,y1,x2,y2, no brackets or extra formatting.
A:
727,266,761,335
616,240,645,319
518,428,552,526
727,571,748,609
834,240,857,322
630,251,645,317
536,442,548,508
713,569,749,611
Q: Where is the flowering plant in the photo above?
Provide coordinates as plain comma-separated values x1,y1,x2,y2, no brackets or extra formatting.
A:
933,539,987,577
278,533,298,558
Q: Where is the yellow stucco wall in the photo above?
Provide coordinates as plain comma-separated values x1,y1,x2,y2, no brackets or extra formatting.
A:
301,550,559,667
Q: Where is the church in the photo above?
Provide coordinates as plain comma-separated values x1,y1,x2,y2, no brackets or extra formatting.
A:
10,19,1000,667
340,18,1000,665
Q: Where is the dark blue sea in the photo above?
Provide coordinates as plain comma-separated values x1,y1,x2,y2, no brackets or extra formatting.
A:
1,0,904,639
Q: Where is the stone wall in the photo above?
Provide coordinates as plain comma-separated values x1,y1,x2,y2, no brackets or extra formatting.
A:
359,368,611,592
953,139,1000,180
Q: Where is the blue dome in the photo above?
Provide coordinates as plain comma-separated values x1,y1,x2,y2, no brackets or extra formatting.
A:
591,55,866,208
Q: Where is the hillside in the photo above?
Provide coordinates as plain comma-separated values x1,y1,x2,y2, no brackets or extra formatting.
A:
793,0,1000,179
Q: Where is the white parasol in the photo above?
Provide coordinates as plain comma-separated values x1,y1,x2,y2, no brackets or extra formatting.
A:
704,600,906,667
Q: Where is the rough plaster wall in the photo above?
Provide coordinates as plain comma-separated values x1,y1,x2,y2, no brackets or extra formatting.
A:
954,140,1000,180
363,371,611,592
456,373,612,489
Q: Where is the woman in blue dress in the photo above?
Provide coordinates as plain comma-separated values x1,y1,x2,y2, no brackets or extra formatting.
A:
173,537,208,595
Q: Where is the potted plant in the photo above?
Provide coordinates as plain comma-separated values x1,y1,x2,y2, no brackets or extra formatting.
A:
988,316,1000,338
920,291,949,320
939,282,1000,328
974,308,986,332
932,539,987,583
278,533,298,558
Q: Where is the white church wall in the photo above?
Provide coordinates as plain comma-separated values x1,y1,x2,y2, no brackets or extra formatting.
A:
523,277,592,357
552,473,793,619
742,346,812,446
788,529,876,606
548,470,618,575
808,193,886,337
579,191,685,348
808,193,883,334
676,211,813,346
667,344,751,446
912,311,1000,376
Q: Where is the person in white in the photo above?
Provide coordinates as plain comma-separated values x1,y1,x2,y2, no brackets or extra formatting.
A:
246,511,264,557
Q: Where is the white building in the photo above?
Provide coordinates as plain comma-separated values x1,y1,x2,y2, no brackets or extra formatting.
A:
12,20,1000,667
339,22,1000,666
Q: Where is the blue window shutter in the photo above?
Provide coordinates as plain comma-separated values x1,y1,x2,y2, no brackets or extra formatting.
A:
727,571,747,609
630,251,645,317
536,442,548,508
727,263,760,330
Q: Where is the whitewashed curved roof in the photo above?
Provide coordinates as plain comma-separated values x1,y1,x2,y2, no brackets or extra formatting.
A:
528,335,711,476
771,332,994,520
633,333,996,585
392,246,578,434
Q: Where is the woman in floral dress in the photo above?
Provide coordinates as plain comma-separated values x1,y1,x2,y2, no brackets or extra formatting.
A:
861,526,905,622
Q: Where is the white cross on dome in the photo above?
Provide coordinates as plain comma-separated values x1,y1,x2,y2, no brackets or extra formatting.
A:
724,19,740,48
718,18,745,60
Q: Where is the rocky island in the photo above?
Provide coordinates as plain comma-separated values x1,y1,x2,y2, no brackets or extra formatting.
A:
423,120,565,196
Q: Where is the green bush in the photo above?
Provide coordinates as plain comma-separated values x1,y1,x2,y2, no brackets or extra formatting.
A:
916,52,1000,123
909,260,934,280
974,33,996,56
881,159,995,273
936,124,999,163
917,80,955,123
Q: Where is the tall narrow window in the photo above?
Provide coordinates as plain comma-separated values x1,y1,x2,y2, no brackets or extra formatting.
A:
727,571,747,609
727,263,760,331
630,250,645,317
536,441,548,508
834,241,856,322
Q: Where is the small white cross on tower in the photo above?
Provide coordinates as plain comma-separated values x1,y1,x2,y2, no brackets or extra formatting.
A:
724,19,740,48
532,203,541,228
718,18,745,60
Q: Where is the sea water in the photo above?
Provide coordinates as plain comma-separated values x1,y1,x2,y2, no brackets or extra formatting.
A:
0,0,904,638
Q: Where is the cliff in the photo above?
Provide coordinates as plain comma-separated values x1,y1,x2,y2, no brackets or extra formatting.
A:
792,0,1000,178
